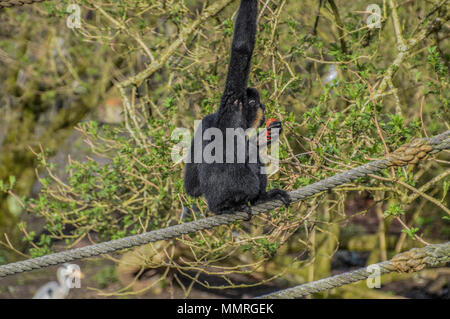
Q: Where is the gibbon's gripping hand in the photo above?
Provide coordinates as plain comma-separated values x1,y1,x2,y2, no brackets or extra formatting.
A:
248,118,282,150
265,118,282,143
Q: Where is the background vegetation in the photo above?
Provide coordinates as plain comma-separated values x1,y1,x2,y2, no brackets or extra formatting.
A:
0,0,448,298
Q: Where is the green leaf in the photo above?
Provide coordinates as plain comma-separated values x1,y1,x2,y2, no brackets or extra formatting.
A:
9,176,16,189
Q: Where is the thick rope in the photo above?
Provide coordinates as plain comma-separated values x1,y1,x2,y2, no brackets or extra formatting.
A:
0,131,448,277
256,242,450,299
0,0,46,8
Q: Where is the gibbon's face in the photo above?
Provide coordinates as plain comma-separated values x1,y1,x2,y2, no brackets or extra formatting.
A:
246,87,266,129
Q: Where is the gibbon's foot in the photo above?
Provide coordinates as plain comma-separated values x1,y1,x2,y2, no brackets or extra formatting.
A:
265,189,291,208
242,204,253,221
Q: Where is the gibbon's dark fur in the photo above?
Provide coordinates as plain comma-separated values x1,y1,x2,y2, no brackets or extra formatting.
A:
184,0,291,215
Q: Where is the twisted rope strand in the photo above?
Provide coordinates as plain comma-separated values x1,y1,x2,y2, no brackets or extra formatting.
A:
0,131,448,277
0,0,46,8
256,242,450,299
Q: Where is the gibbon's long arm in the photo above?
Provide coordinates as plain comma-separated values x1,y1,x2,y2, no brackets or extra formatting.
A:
224,0,258,97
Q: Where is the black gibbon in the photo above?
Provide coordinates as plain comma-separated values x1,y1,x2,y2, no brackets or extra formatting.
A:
184,0,291,216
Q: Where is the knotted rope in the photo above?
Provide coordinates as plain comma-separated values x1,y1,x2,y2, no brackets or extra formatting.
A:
256,242,450,299
0,131,448,277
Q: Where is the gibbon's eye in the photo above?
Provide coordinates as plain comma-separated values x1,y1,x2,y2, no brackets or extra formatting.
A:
249,99,256,106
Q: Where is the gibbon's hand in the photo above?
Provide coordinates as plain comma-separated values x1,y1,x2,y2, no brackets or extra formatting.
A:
265,118,282,143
